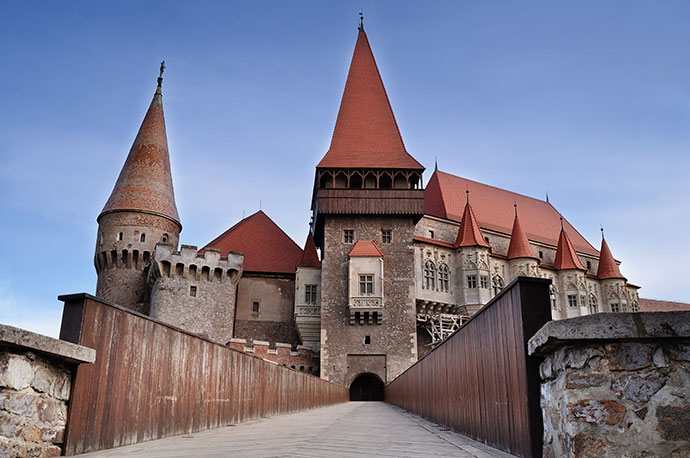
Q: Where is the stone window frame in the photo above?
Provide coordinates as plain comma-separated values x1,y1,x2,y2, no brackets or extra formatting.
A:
252,301,260,313
493,275,504,296
480,275,489,289
381,229,392,244
610,302,620,313
588,293,598,314
438,263,449,292
424,261,436,289
344,229,355,244
467,275,478,289
359,274,374,295
305,284,318,304
567,294,578,308
189,285,197,297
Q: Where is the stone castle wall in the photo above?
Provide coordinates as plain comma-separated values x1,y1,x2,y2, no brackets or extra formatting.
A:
529,312,690,458
321,215,418,385
0,325,95,458
228,339,318,375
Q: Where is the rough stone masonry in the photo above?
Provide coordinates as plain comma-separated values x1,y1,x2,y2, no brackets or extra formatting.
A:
0,325,95,458
529,311,690,458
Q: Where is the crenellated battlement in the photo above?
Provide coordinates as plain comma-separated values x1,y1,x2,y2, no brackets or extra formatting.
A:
150,243,243,284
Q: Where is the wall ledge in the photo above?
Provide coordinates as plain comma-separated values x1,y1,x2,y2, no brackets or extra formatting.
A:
529,311,690,356
0,324,95,364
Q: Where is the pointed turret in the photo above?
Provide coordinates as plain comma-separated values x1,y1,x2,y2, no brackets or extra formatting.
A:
98,65,181,228
94,63,183,313
597,232,626,280
553,221,587,271
507,205,538,260
455,192,491,248
316,28,423,170
298,233,322,268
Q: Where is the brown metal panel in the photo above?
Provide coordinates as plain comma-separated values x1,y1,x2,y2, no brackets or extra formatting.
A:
60,294,347,455
384,277,551,458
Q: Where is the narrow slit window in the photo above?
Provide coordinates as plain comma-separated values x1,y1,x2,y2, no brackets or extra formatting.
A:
189,286,197,297
252,301,260,313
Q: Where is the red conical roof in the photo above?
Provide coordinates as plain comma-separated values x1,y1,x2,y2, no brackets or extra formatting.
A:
597,237,626,280
554,228,587,271
507,213,538,260
99,84,181,228
298,233,322,268
316,29,423,170
455,199,491,249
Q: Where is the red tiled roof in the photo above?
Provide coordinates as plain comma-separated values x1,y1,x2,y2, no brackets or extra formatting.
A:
596,237,626,280
99,85,181,227
455,201,491,248
639,298,690,312
413,236,455,249
349,240,384,257
316,29,423,170
425,170,598,256
507,215,538,260
202,211,302,274
298,233,321,268
554,229,587,271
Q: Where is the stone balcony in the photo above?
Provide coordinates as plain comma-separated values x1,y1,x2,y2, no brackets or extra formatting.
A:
348,296,383,325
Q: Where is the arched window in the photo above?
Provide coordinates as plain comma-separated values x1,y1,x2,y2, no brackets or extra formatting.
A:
550,285,557,309
438,264,449,292
588,293,598,314
424,261,436,289
140,233,146,242
631,301,639,312
492,275,504,296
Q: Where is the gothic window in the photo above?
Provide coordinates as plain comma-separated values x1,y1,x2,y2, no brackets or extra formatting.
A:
359,275,373,295
344,229,354,243
305,285,317,304
467,275,478,289
567,295,578,307
492,275,504,295
550,285,557,309
480,275,488,289
424,261,436,289
381,230,392,244
438,264,449,292
589,294,598,314
631,301,639,312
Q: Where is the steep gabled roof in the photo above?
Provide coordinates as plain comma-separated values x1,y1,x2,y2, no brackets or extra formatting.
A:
298,233,322,268
202,211,302,274
554,228,587,271
507,211,538,260
316,29,423,170
349,240,384,257
425,170,598,256
597,236,626,280
455,198,491,248
99,80,181,227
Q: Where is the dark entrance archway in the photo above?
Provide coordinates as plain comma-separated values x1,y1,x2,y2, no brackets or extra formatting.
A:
349,373,384,401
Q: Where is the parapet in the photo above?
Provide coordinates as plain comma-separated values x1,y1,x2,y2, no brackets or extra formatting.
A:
150,243,243,284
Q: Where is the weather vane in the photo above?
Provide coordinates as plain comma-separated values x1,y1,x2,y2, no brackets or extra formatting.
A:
158,60,165,87
359,10,364,31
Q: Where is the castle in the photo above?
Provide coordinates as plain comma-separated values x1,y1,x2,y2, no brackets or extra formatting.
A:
93,24,639,389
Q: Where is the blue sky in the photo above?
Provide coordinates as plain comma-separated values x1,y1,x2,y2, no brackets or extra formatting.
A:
1,1,689,337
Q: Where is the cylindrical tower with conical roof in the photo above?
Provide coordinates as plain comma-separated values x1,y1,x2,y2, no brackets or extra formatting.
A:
94,65,182,313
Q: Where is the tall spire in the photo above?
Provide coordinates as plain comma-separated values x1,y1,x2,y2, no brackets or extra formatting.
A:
597,229,626,280
298,233,322,268
316,25,423,169
98,63,181,228
554,226,586,271
507,205,538,260
455,193,490,248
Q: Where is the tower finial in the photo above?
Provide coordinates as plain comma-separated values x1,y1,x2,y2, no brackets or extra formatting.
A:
560,216,564,231
545,190,550,204
514,201,518,218
466,188,470,205
434,156,438,171
601,224,605,240
158,60,165,88
358,10,364,31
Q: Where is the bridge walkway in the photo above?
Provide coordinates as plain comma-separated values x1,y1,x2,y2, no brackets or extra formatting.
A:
77,402,515,457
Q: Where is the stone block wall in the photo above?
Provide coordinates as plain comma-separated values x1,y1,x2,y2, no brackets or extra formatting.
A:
228,339,318,375
529,312,690,458
0,325,95,458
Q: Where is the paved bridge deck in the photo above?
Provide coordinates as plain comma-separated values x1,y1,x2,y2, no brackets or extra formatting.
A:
78,402,515,457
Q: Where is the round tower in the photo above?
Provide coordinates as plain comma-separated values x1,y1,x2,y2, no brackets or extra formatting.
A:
94,64,182,313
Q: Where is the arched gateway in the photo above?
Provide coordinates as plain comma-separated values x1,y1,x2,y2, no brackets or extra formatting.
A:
349,373,384,401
